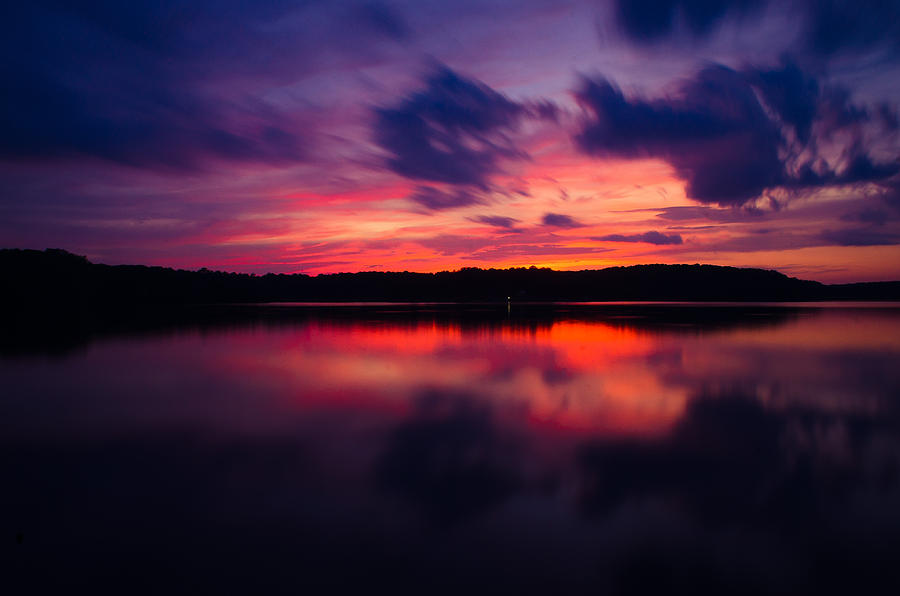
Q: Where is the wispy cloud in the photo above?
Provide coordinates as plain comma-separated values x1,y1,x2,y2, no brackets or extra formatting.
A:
594,231,684,245
542,213,584,228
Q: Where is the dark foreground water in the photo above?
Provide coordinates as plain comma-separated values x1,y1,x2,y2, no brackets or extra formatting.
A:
3,303,900,594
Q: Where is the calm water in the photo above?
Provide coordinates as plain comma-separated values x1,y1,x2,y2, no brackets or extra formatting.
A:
4,304,900,594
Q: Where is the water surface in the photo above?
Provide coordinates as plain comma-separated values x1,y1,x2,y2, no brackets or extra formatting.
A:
4,303,900,594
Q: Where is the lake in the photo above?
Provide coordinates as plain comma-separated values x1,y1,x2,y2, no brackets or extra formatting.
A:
4,303,900,594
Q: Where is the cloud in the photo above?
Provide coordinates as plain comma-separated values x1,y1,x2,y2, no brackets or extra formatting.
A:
654,206,768,222
613,0,764,43
805,0,900,55
0,67,309,170
882,181,900,211
0,1,432,171
462,243,614,261
469,215,520,229
416,234,497,256
594,231,684,245
574,65,784,205
0,1,373,170
610,1,900,57
355,1,411,41
840,208,890,226
573,62,899,206
542,213,584,228
409,186,485,210
837,154,900,185
747,61,820,143
373,65,528,188
820,227,900,246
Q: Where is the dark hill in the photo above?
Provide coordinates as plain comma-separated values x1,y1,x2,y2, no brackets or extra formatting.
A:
2,248,899,309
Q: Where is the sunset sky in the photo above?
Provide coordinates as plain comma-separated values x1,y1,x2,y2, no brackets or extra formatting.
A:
3,1,900,282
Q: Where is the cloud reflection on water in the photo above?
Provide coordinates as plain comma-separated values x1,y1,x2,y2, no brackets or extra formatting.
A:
3,305,900,593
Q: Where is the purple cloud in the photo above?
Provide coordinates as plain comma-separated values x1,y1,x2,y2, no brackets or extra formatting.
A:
574,66,784,205
840,209,890,226
542,213,584,228
594,231,684,245
613,0,764,43
470,215,520,229
806,0,900,55
747,61,820,143
0,1,428,171
409,186,485,211
611,1,900,57
574,63,899,206
821,227,900,246
0,2,339,170
355,1,411,41
654,206,768,222
373,66,528,188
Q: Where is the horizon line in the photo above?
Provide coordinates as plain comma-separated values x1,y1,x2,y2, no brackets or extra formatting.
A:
5,247,900,286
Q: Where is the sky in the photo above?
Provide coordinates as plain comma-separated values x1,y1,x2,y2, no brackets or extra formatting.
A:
2,0,900,282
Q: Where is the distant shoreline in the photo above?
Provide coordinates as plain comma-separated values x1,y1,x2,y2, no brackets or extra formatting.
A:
4,248,900,308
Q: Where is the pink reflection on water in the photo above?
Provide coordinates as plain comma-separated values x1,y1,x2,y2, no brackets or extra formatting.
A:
5,306,900,594
216,319,692,438
3,306,899,442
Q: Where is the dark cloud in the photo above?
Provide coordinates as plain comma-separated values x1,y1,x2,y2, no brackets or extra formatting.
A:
542,213,584,228
574,65,784,205
409,186,484,210
373,66,528,188
654,206,768,222
526,100,561,122
594,231,684,245
0,67,308,171
613,0,764,43
840,208,891,226
877,103,900,131
838,154,900,185
747,61,820,143
815,86,871,139
0,1,428,171
805,0,900,56
882,182,900,211
470,215,520,229
0,85,308,169
574,63,899,206
821,227,900,246
355,1,411,41
611,0,900,57
541,213,584,228
0,2,342,169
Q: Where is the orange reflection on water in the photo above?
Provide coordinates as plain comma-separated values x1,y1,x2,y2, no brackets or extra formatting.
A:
223,318,690,438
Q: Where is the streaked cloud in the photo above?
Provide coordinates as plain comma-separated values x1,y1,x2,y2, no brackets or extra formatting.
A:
594,231,684,245
0,0,899,282
542,213,584,228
